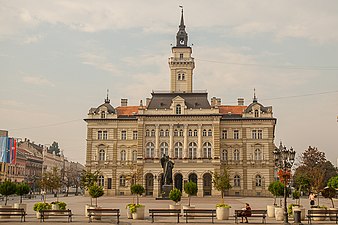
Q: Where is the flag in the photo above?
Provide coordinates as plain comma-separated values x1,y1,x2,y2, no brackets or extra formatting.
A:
7,138,17,164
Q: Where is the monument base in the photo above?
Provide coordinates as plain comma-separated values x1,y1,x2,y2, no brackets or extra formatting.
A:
162,184,173,199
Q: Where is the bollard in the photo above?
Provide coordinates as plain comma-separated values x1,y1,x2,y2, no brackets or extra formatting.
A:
293,209,303,225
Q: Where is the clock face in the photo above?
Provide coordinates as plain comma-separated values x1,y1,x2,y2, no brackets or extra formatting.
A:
180,39,185,45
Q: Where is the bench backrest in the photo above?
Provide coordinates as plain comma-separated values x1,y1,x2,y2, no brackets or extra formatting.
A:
149,209,181,213
41,209,71,213
0,208,25,212
87,208,119,212
183,209,216,213
235,210,267,215
308,209,328,215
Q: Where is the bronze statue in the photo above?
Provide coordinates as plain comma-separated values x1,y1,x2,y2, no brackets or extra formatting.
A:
161,154,174,185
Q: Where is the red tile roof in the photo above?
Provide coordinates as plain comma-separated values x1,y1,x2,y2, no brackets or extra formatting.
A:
219,105,247,115
116,106,139,116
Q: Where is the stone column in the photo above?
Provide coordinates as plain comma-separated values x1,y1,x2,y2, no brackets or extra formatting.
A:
183,124,188,158
197,177,203,197
153,174,159,197
197,124,202,158
169,124,174,158
155,125,159,158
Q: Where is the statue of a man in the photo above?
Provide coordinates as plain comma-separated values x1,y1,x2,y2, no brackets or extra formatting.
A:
160,154,174,185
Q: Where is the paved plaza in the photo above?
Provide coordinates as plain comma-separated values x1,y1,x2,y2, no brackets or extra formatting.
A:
1,194,337,224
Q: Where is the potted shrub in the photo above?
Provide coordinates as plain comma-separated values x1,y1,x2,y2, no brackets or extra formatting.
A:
267,181,284,219
33,202,51,219
212,168,232,220
183,181,198,209
126,203,135,219
14,182,30,211
88,184,104,220
50,201,67,210
322,187,336,221
80,170,99,217
130,184,145,220
169,188,182,212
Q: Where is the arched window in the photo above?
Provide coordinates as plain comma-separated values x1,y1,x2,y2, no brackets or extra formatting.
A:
160,129,164,137
188,142,197,159
99,149,105,161
254,109,259,118
119,176,126,187
188,129,192,136
98,175,104,187
234,175,241,187
178,73,181,80
234,149,240,161
203,142,212,159
254,149,262,160
202,129,207,136
165,129,169,137
255,175,262,187
160,142,169,156
121,150,126,161
176,104,182,114
208,129,212,136
151,129,155,137
174,142,183,159
181,73,185,80
174,129,178,136
221,149,228,161
101,111,106,119
194,130,198,136
145,129,150,137
146,142,155,158
179,129,183,136
132,150,137,161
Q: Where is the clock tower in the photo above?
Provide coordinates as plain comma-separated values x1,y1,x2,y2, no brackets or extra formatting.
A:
168,8,195,93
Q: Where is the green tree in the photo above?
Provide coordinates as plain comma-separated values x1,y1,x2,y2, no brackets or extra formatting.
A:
212,168,232,203
169,188,182,204
327,175,338,189
0,180,17,205
80,170,100,205
16,182,30,203
268,181,284,206
184,181,198,206
322,187,336,208
39,167,62,202
88,184,104,207
130,184,145,205
48,141,60,156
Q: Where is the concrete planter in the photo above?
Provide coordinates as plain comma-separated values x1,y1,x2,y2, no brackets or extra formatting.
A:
216,207,230,220
126,206,133,219
275,207,284,221
169,204,181,215
267,205,275,218
132,205,145,220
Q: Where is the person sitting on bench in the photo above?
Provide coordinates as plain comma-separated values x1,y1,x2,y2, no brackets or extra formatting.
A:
240,203,251,223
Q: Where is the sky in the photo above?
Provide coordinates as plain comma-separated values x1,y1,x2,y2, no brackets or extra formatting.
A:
1,1,338,166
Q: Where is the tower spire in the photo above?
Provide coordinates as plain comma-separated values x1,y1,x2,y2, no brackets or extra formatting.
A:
176,6,188,47
105,89,110,103
253,88,258,103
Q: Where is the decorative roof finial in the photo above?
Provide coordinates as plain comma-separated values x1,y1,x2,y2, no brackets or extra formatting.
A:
176,5,188,47
253,88,258,103
105,89,110,103
179,5,184,27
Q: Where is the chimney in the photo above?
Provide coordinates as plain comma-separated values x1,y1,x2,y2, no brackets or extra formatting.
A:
216,98,221,106
121,98,128,106
211,97,217,107
238,98,244,106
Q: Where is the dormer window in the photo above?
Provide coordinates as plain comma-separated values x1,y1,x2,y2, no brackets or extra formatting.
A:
101,111,106,118
176,104,182,114
254,109,259,118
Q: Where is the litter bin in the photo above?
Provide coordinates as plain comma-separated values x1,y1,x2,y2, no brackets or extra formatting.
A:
293,209,303,225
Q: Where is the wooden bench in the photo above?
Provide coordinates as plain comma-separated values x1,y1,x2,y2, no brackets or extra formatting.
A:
149,209,181,223
87,208,120,224
234,209,267,224
40,209,73,222
307,209,338,224
183,209,216,223
0,208,26,222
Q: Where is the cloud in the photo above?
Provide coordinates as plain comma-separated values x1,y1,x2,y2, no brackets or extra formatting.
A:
22,76,55,87
22,34,44,44
80,52,120,74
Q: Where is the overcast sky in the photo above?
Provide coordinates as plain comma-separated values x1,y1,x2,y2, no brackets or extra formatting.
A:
1,1,337,165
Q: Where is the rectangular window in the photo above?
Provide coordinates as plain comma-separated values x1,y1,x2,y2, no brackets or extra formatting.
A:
252,130,257,139
121,131,127,140
258,130,262,139
234,130,239,139
107,178,112,189
98,131,102,140
103,131,108,140
133,131,138,140
222,130,227,139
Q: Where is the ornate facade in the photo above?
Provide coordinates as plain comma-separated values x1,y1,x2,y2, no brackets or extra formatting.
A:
85,10,276,197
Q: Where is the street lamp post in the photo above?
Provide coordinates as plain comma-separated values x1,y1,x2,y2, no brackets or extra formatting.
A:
273,142,296,225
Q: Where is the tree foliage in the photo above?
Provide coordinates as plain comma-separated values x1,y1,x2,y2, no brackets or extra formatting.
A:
327,175,338,189
48,141,60,156
293,146,337,194
80,170,99,190
0,180,17,205
268,181,284,206
130,184,145,205
184,181,198,206
212,168,232,202
322,187,336,208
16,182,30,203
88,183,104,207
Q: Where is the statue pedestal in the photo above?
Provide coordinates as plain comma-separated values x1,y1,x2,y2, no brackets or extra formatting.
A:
162,185,173,199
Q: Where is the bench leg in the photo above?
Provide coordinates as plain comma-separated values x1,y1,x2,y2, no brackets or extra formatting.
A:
117,214,120,224
177,212,180,223
152,212,154,223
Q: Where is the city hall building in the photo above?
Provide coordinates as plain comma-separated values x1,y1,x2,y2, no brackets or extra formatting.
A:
85,11,276,197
